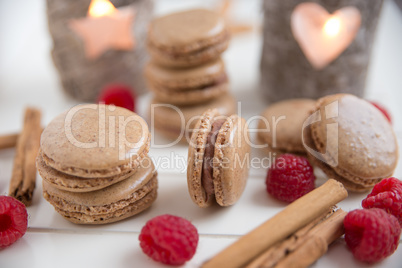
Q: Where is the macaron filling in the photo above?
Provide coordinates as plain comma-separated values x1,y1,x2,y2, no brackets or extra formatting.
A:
202,119,226,201
196,73,227,91
150,30,230,57
156,73,228,93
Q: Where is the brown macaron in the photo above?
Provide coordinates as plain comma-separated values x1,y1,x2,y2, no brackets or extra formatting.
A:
38,104,158,224
150,93,236,143
39,104,150,180
258,99,315,153
36,155,136,192
147,9,230,68
187,109,250,207
305,94,399,192
43,157,157,224
145,58,229,105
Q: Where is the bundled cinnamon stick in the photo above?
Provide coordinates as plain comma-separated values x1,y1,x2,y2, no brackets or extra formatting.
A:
202,179,348,268
247,208,347,268
8,107,42,206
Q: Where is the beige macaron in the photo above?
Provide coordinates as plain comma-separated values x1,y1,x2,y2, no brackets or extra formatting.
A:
36,155,136,192
187,109,250,207
145,58,229,105
258,99,315,153
305,94,399,191
150,93,236,143
39,104,157,224
39,104,150,179
43,157,157,224
147,9,230,68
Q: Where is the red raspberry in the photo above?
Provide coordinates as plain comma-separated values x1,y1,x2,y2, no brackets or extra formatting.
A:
97,83,136,112
344,208,400,263
266,154,316,203
139,214,199,265
0,196,28,248
369,101,392,124
362,177,402,226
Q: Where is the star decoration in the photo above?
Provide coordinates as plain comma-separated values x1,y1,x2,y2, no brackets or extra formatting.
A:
69,7,136,60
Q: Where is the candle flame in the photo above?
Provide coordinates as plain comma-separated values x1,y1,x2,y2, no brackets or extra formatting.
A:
88,0,116,17
323,17,341,37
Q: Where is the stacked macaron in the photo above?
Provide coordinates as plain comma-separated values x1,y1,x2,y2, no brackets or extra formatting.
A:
37,104,158,224
304,94,398,192
145,9,235,143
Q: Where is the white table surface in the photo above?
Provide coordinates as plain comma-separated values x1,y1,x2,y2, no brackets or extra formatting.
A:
0,0,401,267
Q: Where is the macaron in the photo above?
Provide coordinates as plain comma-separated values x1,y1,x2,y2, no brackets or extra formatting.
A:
39,104,150,180
38,104,158,224
187,109,250,207
42,157,157,224
36,155,136,192
258,99,315,153
147,9,230,68
145,58,229,105
305,94,398,192
150,93,236,143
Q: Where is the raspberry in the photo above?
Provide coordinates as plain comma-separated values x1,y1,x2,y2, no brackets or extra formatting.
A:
344,208,400,263
97,83,136,112
369,101,392,124
266,154,316,203
362,177,402,226
139,214,199,265
0,196,28,248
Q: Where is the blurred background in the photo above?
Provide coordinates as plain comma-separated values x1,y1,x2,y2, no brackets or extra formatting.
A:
0,0,401,130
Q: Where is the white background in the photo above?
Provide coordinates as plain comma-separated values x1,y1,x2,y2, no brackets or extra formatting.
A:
0,0,401,267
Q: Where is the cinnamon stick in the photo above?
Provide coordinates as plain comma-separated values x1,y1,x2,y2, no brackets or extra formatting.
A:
274,209,347,268
246,208,336,268
275,236,327,268
8,107,42,206
202,179,348,268
0,133,19,149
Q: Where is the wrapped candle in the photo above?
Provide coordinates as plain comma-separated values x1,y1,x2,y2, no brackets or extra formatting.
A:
260,0,383,103
47,0,153,101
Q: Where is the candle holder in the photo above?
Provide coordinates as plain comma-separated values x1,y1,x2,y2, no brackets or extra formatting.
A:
46,0,153,101
260,0,383,103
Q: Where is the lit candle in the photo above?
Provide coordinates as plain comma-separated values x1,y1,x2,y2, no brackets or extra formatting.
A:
291,3,361,70
69,0,136,60
88,0,116,17
323,16,341,38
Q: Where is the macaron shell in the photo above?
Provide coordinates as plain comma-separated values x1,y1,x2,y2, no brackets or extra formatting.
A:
148,9,226,52
42,159,158,225
311,94,398,182
43,157,156,206
187,109,221,208
49,186,157,225
150,80,228,105
40,104,150,178
147,36,229,68
213,115,250,206
258,99,315,153
311,158,372,192
303,124,371,192
256,134,306,157
150,93,236,134
36,153,135,192
145,58,226,90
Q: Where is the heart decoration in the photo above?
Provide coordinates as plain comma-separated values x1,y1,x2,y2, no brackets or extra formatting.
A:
291,2,361,70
